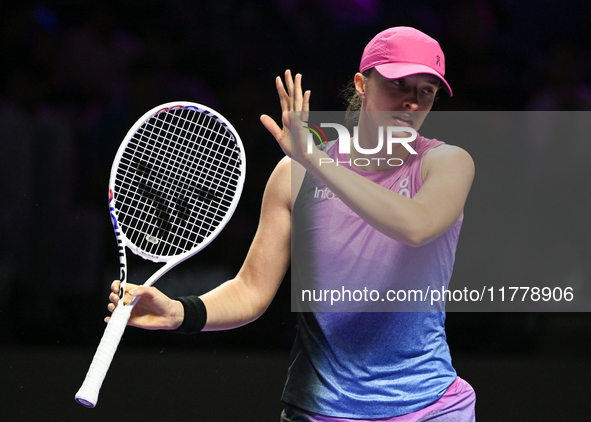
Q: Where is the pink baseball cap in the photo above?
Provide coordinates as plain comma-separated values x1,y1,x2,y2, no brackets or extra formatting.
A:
360,27,452,96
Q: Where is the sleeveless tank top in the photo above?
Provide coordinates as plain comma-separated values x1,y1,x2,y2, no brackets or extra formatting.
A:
284,135,461,418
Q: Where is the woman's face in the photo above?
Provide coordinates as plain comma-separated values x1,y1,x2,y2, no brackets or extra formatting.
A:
355,71,440,132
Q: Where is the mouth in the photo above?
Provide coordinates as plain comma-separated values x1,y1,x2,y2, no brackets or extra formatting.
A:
393,114,413,127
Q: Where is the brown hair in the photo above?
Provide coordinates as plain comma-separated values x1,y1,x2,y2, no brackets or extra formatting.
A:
343,69,373,130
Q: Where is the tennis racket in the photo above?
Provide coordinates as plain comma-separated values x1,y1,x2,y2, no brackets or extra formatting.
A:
75,101,246,408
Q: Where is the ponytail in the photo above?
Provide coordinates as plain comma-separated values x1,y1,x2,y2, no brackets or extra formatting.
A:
343,69,373,130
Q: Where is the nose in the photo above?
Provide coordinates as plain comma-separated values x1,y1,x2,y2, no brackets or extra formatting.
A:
403,92,419,110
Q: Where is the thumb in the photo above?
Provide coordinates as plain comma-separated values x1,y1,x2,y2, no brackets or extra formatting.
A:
260,114,283,140
128,285,154,299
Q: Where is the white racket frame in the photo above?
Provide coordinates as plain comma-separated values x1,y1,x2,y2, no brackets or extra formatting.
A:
75,102,245,408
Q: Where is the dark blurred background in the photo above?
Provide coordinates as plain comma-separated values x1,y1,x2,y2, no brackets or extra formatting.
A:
0,1,590,421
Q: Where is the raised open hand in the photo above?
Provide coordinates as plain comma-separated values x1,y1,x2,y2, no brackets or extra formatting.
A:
260,70,312,163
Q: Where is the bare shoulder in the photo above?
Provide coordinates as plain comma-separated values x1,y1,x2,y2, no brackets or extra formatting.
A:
268,155,292,189
274,155,292,175
425,144,473,163
267,156,307,211
264,156,292,211
422,144,475,182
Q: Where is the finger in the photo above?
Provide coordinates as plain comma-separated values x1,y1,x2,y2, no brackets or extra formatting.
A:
125,282,138,291
293,73,303,110
111,280,120,293
303,90,311,113
284,69,295,109
275,76,290,114
109,292,119,304
260,114,283,141
127,285,154,298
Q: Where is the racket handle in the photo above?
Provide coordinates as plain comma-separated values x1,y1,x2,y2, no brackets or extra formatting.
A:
75,303,133,408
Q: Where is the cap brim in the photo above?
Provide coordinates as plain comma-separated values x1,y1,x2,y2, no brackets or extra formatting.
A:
375,63,453,96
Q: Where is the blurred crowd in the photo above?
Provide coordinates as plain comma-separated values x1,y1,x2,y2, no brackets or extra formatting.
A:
0,1,590,348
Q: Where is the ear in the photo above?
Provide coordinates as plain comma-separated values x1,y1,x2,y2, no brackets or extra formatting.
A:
354,72,367,100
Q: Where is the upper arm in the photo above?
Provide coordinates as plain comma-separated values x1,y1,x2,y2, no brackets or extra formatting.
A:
236,156,292,313
412,145,475,244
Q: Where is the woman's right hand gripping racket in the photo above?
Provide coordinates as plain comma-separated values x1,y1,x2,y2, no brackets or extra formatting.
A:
75,102,246,408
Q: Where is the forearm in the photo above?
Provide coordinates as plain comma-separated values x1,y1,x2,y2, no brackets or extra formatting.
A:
199,275,267,331
178,158,292,332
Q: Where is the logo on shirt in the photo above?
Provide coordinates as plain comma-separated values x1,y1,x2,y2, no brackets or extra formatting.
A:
314,177,411,201
399,177,411,198
313,186,340,201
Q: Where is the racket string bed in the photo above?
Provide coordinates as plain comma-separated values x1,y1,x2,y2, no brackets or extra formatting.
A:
133,117,199,254
114,108,241,258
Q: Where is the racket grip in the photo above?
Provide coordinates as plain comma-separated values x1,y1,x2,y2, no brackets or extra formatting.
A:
75,304,133,408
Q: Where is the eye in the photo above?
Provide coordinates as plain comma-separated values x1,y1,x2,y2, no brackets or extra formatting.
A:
392,79,403,86
422,85,439,95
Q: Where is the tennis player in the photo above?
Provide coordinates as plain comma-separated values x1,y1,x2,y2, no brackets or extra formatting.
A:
108,27,476,421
